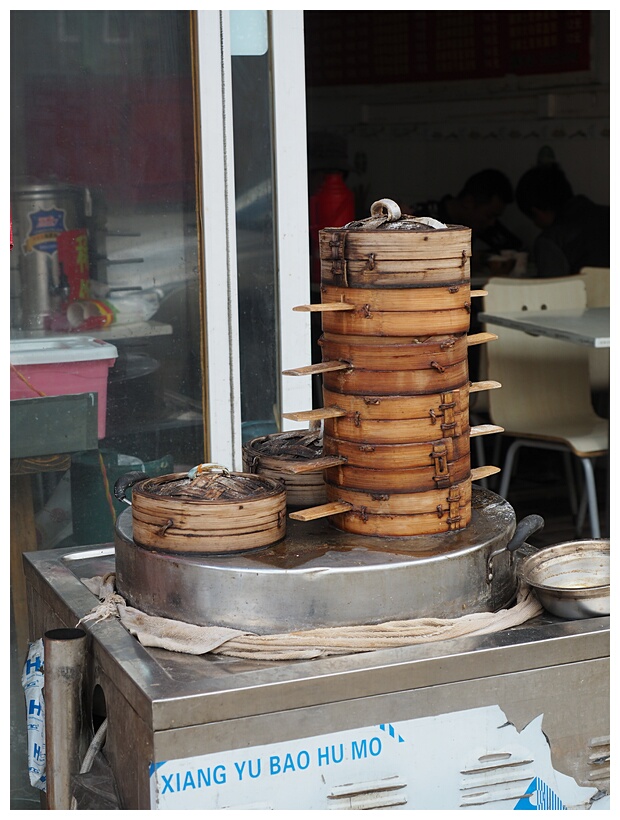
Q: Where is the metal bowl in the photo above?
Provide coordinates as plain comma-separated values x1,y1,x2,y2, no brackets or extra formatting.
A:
518,539,610,619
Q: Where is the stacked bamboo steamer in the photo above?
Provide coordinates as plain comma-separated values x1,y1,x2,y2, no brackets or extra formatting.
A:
283,199,501,537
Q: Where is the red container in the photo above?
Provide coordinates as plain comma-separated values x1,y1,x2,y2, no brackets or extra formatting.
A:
10,337,118,438
309,172,355,284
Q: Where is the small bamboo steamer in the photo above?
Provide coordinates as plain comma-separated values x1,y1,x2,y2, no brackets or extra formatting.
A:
242,430,327,507
129,468,287,553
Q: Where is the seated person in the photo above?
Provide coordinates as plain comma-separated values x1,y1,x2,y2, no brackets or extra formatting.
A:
412,169,522,270
515,163,610,277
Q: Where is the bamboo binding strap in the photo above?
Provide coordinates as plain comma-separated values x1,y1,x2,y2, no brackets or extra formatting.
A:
78,574,542,661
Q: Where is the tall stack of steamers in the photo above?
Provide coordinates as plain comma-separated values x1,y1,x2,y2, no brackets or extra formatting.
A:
283,199,502,537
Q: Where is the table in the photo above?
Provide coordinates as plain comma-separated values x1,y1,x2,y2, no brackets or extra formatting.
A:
479,304,610,540
11,319,173,341
478,306,609,348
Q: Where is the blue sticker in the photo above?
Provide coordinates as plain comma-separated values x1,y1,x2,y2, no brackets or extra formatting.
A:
514,777,565,810
23,208,67,255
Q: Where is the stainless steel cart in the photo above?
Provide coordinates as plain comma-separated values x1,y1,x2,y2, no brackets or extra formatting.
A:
24,543,609,810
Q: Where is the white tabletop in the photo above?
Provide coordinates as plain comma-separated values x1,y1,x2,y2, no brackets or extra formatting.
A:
478,306,610,348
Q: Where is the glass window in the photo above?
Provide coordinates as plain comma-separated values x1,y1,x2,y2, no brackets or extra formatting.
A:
10,10,204,548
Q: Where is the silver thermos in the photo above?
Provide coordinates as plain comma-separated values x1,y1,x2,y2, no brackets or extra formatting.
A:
11,181,91,330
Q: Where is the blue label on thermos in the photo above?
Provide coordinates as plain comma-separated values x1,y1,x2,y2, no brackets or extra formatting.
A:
22,207,67,255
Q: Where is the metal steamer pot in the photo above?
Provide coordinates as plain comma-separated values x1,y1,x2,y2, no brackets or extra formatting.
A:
113,488,547,633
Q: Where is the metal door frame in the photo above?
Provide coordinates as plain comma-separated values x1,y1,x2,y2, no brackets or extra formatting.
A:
196,10,311,470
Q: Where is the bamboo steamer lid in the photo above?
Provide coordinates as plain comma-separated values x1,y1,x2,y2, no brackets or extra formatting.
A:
125,464,287,554
319,199,472,290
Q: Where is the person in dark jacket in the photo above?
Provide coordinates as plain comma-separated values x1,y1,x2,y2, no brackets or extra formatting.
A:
515,163,610,277
413,168,522,263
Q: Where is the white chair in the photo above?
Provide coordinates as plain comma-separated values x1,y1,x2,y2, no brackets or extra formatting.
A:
577,266,610,395
483,277,608,538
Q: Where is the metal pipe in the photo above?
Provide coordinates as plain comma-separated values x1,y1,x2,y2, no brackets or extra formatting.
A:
44,628,87,810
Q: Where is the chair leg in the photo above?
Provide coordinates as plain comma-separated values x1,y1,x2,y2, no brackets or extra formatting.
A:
579,457,601,539
499,439,521,499
576,489,588,536
562,452,579,517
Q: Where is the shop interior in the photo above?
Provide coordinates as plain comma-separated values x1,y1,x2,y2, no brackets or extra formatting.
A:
10,10,610,809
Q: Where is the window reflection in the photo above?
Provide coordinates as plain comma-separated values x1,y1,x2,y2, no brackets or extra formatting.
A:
232,40,281,443
10,10,204,546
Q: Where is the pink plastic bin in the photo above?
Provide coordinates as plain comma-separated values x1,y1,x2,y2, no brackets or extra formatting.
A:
10,337,118,439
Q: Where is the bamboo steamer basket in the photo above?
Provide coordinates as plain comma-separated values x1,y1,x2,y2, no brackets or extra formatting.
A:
242,429,327,507
321,306,470,337
325,479,471,515
323,406,468,444
323,431,470,470
322,385,470,420
326,507,471,536
322,284,472,311
322,362,469,396
114,464,287,554
319,332,468,371
325,451,471,493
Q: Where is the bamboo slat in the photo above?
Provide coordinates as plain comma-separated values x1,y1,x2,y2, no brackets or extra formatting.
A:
470,424,504,437
282,361,349,377
469,380,502,393
277,455,346,474
292,302,355,312
282,406,346,422
467,331,498,346
289,501,353,522
471,465,501,482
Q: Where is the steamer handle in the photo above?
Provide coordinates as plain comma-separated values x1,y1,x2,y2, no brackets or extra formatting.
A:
370,198,401,221
486,513,544,584
113,471,150,506
505,514,545,552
